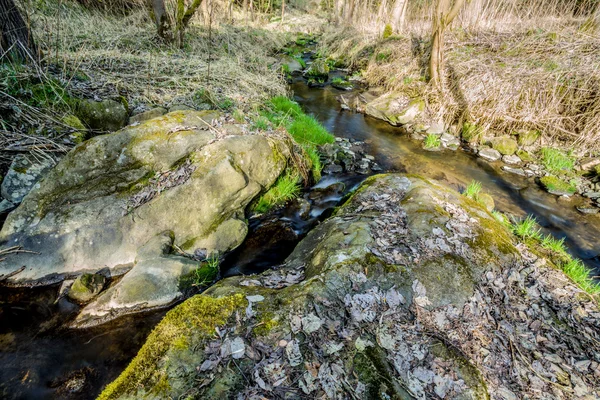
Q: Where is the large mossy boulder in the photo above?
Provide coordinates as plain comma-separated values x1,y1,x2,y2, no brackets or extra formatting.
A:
0,110,289,325
489,136,518,156
76,98,128,132
365,92,425,126
99,174,600,400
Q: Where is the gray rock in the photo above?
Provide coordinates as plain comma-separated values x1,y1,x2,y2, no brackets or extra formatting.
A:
101,174,600,400
0,110,290,325
76,99,128,132
0,199,15,214
67,273,106,303
502,166,531,176
364,92,425,126
502,154,522,165
1,154,55,205
168,104,195,112
479,148,502,162
129,107,167,124
426,122,445,135
576,206,599,214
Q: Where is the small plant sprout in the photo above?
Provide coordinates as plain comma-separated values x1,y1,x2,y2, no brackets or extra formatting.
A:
424,134,441,149
511,215,542,240
192,253,220,287
463,180,482,200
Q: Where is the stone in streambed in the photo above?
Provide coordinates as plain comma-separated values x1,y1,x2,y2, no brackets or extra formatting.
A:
479,147,502,162
503,154,522,165
365,92,425,126
68,273,106,303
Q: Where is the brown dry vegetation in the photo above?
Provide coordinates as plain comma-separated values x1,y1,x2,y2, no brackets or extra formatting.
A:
321,0,600,153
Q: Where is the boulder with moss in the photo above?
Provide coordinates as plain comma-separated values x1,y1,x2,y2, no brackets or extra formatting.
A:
67,273,106,303
1,153,56,207
0,110,290,324
76,98,128,132
99,174,600,400
365,92,426,126
304,59,329,81
490,136,518,155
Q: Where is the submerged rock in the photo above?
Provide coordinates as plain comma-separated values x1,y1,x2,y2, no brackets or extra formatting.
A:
99,174,600,400
67,273,106,303
0,110,289,324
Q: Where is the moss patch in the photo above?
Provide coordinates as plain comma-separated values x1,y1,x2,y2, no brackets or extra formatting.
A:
539,175,576,196
98,294,245,400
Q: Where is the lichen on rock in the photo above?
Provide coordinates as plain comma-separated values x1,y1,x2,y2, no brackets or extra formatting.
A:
101,174,599,399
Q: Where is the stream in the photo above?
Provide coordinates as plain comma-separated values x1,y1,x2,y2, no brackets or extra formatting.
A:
1,67,600,400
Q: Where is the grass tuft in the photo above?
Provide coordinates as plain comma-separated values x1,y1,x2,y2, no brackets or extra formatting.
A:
463,180,482,200
540,148,575,173
511,215,542,240
423,133,441,149
288,114,335,146
541,234,568,256
561,258,600,295
253,172,301,214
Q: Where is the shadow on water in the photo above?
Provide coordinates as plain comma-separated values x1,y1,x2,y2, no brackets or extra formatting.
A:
290,79,600,274
0,284,166,399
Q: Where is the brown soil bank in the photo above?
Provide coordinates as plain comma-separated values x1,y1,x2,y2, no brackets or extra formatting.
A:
100,174,600,400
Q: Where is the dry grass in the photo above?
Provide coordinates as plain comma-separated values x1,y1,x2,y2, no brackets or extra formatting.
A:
23,2,290,110
320,13,600,153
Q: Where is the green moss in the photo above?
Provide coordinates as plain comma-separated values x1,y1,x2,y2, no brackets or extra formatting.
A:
516,149,534,162
490,136,518,156
539,175,576,195
98,294,245,400
253,311,280,336
382,24,393,39
431,340,489,400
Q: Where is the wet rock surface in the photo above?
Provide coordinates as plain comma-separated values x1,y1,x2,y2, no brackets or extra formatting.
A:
100,174,600,400
0,110,289,325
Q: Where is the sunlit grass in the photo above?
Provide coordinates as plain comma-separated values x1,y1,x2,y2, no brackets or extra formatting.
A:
463,180,482,200
540,147,575,173
511,215,542,240
253,172,301,214
541,234,568,256
423,133,441,149
562,258,600,295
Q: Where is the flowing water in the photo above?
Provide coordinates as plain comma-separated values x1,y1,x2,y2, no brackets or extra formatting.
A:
2,67,600,400
291,77,600,274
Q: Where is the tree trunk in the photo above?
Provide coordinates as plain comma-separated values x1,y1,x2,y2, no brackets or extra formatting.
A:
0,0,39,62
148,0,172,41
345,0,355,22
377,0,388,23
428,0,465,86
390,0,406,31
